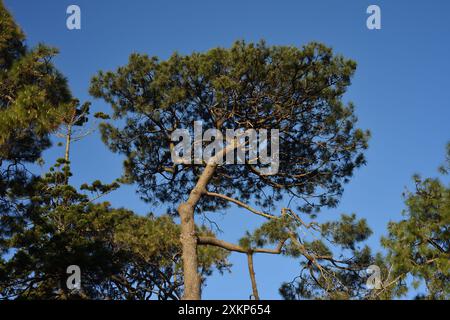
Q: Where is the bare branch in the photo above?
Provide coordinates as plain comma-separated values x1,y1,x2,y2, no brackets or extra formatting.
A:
204,191,278,220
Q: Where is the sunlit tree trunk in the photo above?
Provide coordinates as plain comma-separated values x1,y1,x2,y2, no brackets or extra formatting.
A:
179,163,217,300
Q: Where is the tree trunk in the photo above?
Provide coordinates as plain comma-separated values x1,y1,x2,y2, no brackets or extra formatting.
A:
179,163,217,300
64,124,72,163
64,124,72,185
247,252,260,300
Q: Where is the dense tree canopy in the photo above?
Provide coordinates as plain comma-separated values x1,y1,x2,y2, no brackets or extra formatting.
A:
0,160,229,299
0,0,71,266
382,145,449,299
0,3,71,156
90,41,369,215
1,1,447,300
0,0,71,225
0,2,228,299
90,40,370,299
278,217,374,299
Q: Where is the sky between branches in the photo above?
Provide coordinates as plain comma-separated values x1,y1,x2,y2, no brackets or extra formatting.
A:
4,0,449,299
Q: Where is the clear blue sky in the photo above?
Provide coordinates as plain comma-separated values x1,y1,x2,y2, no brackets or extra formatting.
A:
4,0,449,299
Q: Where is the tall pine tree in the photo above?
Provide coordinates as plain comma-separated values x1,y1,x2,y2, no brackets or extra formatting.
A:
90,41,370,299
0,2,229,299
0,0,71,260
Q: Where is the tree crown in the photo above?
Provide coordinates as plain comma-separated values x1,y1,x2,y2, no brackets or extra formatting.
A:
90,41,369,216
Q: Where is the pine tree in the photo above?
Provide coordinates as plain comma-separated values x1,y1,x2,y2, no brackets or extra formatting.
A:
90,41,370,299
0,3,228,299
0,102,229,300
0,0,71,260
278,213,379,300
0,158,229,299
382,144,450,299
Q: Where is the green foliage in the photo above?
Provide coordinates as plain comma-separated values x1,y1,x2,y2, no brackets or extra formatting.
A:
279,214,376,300
382,146,450,299
0,162,229,299
0,0,25,71
0,6,229,298
90,40,369,215
89,40,372,299
321,213,372,250
196,226,231,278
5,1,446,300
0,0,72,259
239,215,295,250
0,42,71,157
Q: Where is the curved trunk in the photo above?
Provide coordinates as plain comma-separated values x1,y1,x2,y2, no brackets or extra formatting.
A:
179,163,217,300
